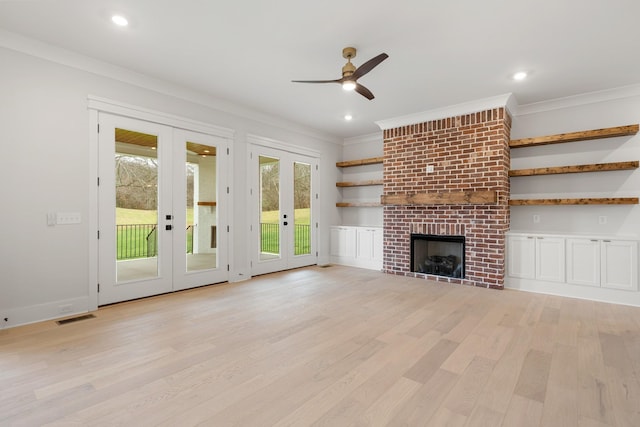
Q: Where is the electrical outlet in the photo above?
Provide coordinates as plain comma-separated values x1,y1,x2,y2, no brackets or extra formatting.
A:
599,216,607,225
56,212,82,225
533,215,540,223
426,164,434,173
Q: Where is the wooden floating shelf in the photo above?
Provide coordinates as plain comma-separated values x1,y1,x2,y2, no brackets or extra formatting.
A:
197,201,217,206
381,191,497,206
336,157,384,168
336,202,383,207
509,198,639,206
510,124,639,148
336,180,383,187
509,161,639,177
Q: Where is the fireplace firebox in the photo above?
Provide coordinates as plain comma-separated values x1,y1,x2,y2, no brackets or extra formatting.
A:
410,234,465,279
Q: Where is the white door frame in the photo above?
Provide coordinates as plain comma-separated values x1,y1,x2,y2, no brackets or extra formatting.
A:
88,96,234,309
248,134,320,276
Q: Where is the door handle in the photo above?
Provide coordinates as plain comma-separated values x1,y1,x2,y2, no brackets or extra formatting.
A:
283,221,288,226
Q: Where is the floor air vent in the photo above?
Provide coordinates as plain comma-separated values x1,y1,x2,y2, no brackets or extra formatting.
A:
56,314,96,325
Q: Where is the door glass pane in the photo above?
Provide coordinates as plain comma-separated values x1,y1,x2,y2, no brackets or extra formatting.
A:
186,142,217,272
115,128,159,282
294,162,311,255
259,156,280,260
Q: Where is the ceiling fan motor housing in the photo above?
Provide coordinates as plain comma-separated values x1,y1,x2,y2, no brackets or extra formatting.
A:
342,47,357,78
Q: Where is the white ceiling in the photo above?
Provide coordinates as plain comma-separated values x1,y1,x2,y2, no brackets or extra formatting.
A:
1,0,640,139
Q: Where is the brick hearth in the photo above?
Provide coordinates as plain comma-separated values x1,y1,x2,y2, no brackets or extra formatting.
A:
382,108,511,288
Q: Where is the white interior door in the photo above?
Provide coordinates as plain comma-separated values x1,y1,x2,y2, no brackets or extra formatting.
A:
250,145,317,276
98,113,228,305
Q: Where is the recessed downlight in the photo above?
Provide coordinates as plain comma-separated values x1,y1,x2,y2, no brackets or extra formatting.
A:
112,15,129,27
344,114,353,121
513,71,527,81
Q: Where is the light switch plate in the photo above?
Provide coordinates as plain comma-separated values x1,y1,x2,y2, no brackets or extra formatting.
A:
56,212,82,225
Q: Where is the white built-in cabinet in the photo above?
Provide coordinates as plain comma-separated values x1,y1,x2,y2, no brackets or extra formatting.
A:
508,233,638,292
507,235,564,282
330,226,383,270
566,238,638,290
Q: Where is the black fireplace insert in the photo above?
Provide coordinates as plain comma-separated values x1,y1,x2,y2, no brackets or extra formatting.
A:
410,234,465,278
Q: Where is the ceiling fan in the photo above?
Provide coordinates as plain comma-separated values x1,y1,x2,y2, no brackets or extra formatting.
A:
292,47,388,100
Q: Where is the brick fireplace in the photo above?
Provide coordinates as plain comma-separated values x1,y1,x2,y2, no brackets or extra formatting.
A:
381,107,511,288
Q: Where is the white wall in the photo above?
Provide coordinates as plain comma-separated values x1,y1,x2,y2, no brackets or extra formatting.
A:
510,90,640,236
0,44,341,328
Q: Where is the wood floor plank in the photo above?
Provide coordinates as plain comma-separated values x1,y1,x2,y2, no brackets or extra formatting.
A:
1,265,640,425
358,376,422,426
513,349,553,402
604,365,640,427
502,395,544,427
391,368,460,425
427,407,468,427
465,405,505,427
578,336,616,425
442,356,496,417
540,344,579,426
403,338,459,384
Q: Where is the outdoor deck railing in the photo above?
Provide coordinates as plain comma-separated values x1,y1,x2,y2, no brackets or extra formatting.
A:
116,223,311,260
260,222,311,255
116,224,195,260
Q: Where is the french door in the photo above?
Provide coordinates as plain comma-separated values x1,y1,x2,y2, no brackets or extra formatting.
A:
98,113,228,305
250,145,318,276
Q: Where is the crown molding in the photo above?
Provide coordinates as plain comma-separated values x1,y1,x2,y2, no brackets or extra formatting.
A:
515,83,640,116
375,93,516,130
0,29,340,145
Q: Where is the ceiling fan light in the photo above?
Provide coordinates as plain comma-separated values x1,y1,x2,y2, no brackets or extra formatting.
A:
111,15,129,27
342,81,356,91
513,71,527,81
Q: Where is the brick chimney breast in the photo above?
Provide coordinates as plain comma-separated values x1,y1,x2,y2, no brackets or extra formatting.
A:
382,107,511,289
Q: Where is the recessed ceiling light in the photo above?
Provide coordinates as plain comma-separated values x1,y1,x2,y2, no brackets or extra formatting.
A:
513,71,527,81
112,15,129,27
344,114,353,121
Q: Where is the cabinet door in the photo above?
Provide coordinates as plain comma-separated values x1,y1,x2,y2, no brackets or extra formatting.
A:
566,238,600,287
507,235,535,279
535,237,565,283
356,228,374,260
601,240,638,291
372,228,384,264
330,227,357,258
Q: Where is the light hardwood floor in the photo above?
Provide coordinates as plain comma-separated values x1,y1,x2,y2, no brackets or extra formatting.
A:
1,265,639,426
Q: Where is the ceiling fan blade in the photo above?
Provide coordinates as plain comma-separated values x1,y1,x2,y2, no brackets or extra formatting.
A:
354,83,375,100
291,79,341,84
351,53,389,80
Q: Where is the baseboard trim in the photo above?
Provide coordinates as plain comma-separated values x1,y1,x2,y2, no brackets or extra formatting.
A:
505,277,640,307
1,296,90,329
